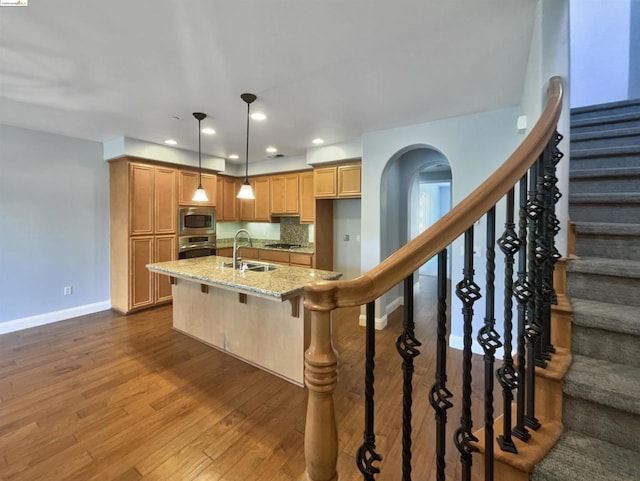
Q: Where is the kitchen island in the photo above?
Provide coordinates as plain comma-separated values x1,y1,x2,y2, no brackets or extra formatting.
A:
147,256,341,386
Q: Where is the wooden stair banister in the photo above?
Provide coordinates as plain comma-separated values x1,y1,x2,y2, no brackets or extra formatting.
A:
301,76,564,481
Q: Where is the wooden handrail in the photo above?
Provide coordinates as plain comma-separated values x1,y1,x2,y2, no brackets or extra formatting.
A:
304,76,563,312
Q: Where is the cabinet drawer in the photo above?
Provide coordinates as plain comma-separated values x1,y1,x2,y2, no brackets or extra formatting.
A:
217,247,233,257
259,250,290,265
289,253,312,267
240,247,260,260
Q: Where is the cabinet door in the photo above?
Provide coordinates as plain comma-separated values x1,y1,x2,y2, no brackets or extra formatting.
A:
314,167,337,198
270,176,286,214
130,236,154,310
154,235,176,303
338,164,361,198
130,164,154,235
254,177,271,221
155,167,177,234
239,179,256,221
179,171,217,206
222,177,239,221
299,171,315,223
284,174,299,213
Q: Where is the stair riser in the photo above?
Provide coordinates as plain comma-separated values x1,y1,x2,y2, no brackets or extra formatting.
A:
571,135,640,150
563,396,640,453
566,272,640,307
568,177,640,193
574,234,640,260
572,325,640,367
570,154,640,170
572,102,640,120
571,117,640,134
569,204,640,223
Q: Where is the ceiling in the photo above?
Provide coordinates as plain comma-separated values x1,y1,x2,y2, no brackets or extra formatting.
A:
0,0,537,165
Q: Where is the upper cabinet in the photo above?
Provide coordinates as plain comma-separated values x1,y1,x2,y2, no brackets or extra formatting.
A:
129,163,177,235
270,174,299,215
314,161,361,199
299,171,315,224
240,176,271,222
178,170,217,207
217,175,239,221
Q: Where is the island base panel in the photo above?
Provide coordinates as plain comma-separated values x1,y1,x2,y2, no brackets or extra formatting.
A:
172,281,307,386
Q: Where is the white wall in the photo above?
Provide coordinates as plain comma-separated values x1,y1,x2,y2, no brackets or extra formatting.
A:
0,125,110,333
333,199,362,280
570,0,632,107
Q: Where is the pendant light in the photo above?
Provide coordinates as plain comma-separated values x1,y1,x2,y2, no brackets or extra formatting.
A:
237,93,256,200
192,112,209,202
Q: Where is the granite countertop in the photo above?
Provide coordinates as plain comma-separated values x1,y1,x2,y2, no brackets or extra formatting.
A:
215,238,315,255
147,255,341,301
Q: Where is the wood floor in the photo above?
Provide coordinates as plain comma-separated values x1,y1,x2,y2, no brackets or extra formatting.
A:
0,277,500,480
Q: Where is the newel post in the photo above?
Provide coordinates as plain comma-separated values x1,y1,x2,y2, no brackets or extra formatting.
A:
303,307,339,481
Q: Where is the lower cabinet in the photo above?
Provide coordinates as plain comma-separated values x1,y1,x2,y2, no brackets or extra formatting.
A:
129,235,176,311
215,247,312,267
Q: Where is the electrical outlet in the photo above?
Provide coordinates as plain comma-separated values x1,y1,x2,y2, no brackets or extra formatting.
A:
473,246,481,257
343,234,350,241
64,286,73,296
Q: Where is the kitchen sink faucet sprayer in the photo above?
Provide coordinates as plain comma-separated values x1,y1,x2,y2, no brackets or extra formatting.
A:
232,229,253,269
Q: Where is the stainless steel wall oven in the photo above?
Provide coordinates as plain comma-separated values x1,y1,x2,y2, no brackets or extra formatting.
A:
178,235,216,259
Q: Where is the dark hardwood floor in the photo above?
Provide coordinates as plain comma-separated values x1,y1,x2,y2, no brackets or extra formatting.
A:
0,277,498,480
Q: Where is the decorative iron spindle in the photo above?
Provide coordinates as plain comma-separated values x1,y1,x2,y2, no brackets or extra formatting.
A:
356,301,382,479
454,228,481,481
429,250,453,481
525,159,542,430
497,187,520,453
396,273,422,481
513,175,531,442
477,207,502,481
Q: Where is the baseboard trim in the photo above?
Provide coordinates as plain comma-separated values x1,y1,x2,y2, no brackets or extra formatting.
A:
357,295,403,330
0,301,112,335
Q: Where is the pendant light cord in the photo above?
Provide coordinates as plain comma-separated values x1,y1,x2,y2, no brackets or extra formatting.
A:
198,117,203,186
245,101,250,181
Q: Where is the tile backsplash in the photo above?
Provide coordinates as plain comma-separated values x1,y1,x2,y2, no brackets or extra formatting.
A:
280,217,310,245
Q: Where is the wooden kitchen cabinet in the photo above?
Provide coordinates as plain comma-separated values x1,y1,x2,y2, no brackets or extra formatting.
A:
314,161,361,199
217,176,239,221
270,174,299,215
299,171,315,224
110,157,178,314
178,170,217,207
239,177,270,222
259,249,291,265
217,247,232,257
289,253,313,267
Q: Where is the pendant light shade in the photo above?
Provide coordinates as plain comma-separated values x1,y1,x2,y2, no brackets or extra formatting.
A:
237,93,256,200
192,112,209,202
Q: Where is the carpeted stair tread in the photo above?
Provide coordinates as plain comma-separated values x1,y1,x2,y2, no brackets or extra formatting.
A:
571,110,640,129
572,125,640,141
569,192,640,204
531,431,640,481
569,166,640,179
571,298,640,336
574,221,640,236
566,256,640,278
571,144,640,158
571,97,640,116
564,355,640,416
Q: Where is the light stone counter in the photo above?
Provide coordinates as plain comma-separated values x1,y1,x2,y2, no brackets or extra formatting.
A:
146,256,341,386
147,255,338,301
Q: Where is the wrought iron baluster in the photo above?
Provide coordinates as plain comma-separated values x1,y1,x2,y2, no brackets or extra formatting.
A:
396,273,422,481
477,207,502,481
356,301,382,479
513,175,531,442
525,159,542,430
497,187,519,453
454,228,481,481
429,250,453,481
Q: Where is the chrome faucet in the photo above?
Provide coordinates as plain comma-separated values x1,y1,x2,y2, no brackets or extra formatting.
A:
232,229,253,269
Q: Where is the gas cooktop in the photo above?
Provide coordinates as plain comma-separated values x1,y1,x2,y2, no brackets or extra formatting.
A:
264,243,302,249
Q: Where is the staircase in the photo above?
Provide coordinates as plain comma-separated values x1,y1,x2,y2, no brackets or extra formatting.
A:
532,99,640,481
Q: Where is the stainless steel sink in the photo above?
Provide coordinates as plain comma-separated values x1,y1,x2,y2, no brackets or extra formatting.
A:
223,261,278,272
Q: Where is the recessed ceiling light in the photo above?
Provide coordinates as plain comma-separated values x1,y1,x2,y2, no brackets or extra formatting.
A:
164,139,178,145
229,154,239,160
201,127,216,135
266,146,278,153
312,138,325,145
251,112,266,121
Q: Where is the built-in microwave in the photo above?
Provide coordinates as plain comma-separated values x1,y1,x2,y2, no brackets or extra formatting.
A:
178,206,216,236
